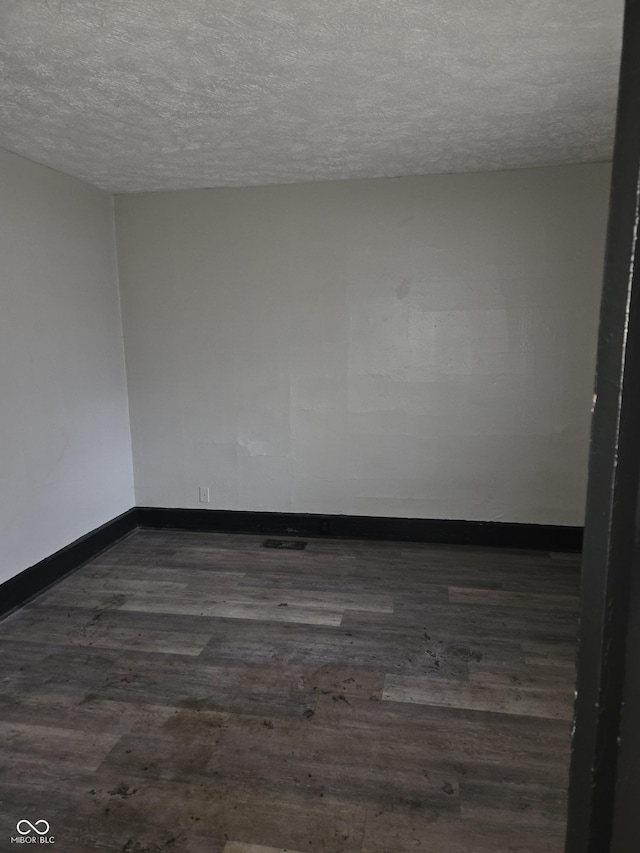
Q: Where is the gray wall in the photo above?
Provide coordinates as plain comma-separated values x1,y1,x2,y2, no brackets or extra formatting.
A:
0,148,134,583
116,164,610,525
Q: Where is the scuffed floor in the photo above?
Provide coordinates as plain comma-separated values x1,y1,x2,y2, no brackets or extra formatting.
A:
0,531,579,852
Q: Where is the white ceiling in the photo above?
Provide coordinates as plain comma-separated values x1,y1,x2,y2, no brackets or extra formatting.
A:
0,0,624,194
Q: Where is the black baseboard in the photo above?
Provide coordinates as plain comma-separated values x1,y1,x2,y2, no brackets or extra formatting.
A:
0,508,139,620
0,507,581,619
137,507,583,553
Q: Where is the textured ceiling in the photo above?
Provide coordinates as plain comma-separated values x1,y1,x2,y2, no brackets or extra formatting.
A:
0,0,624,193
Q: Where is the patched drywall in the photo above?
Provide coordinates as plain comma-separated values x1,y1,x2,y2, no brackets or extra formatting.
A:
0,0,623,192
0,148,134,584
116,164,610,525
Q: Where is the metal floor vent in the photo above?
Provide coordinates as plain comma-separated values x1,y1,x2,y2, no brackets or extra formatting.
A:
263,539,307,550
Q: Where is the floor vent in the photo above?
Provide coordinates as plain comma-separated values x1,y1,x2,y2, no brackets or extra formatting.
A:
263,539,307,550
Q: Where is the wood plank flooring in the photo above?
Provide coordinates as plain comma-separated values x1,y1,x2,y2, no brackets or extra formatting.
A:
0,530,580,852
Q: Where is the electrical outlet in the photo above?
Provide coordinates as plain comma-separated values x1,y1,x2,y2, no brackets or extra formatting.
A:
199,487,210,503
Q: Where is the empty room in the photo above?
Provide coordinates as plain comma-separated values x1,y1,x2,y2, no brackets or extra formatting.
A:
1,1,635,852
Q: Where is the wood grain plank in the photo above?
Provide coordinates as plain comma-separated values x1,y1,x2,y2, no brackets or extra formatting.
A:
0,720,120,771
224,844,307,853
382,673,573,720
120,596,344,626
448,586,579,611
1,619,212,655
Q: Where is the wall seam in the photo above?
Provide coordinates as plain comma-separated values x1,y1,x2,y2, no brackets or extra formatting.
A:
109,192,136,506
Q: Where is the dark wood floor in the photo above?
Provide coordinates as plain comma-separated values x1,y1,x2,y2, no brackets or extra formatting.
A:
0,530,580,852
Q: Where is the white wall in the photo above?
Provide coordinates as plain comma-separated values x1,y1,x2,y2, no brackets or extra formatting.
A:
0,147,134,584
116,164,610,526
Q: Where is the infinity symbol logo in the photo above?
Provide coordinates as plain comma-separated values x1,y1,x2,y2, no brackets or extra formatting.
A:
16,819,50,836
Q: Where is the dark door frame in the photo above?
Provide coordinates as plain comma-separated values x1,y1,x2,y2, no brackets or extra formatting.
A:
565,1,640,850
